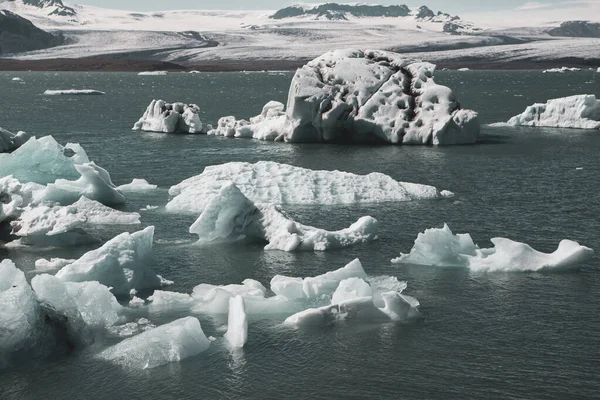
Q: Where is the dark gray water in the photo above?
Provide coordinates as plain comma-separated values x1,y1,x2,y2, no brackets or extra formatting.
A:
0,70,599,400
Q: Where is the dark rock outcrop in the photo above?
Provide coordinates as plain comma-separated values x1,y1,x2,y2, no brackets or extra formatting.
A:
548,21,600,38
0,9,64,54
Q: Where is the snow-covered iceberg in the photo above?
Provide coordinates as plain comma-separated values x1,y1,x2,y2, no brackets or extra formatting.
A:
542,67,581,73
207,101,287,141
99,317,211,369
167,161,450,214
224,296,248,348
0,127,29,153
189,183,378,251
43,90,105,96
133,100,203,134
117,179,158,192
210,49,480,145
392,224,594,272
55,227,173,296
507,95,600,129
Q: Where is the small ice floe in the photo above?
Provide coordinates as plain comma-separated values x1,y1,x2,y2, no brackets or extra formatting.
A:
43,90,105,95
138,71,168,76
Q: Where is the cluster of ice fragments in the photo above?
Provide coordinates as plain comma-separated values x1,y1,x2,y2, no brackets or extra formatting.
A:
508,95,600,129
0,136,139,245
190,183,378,251
167,161,451,214
392,224,595,272
0,127,29,153
133,100,204,134
135,49,480,145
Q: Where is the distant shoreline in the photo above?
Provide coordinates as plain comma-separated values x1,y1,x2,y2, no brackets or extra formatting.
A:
0,57,598,72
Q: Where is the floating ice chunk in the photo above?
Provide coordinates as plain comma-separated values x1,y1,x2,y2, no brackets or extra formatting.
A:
12,77,22,82
117,179,158,192
224,296,248,349
393,224,595,272
0,127,29,153
35,258,76,272
457,67,470,71
330,278,373,305
147,290,194,310
133,100,203,134
507,95,600,129
39,162,125,206
542,67,581,73
141,205,159,211
284,49,479,145
99,317,210,369
0,176,41,224
191,279,267,314
55,227,171,296
138,71,168,76
208,101,287,141
43,90,105,96
271,258,367,301
167,161,447,214
0,260,42,359
190,183,378,251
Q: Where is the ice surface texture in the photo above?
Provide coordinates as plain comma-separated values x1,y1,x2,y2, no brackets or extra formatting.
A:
189,183,378,251
133,100,203,134
392,224,595,272
167,161,449,214
209,49,480,145
508,95,600,129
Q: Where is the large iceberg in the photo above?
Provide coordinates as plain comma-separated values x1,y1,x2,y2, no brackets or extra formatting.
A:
167,161,449,214
98,317,211,369
507,95,600,129
55,226,173,296
189,183,378,251
133,100,203,134
392,224,595,272
209,49,480,145
0,127,29,153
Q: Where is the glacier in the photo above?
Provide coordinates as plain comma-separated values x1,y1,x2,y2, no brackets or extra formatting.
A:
208,49,480,145
98,317,211,369
392,224,595,272
507,95,600,129
189,183,378,251
133,100,203,134
167,161,450,214
0,127,29,153
55,226,173,296
224,295,248,349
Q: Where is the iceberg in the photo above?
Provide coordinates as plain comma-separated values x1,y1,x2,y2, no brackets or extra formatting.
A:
98,317,211,369
542,67,581,73
35,258,76,272
133,100,203,134
392,224,595,272
224,296,248,349
208,101,287,141
147,290,194,310
191,279,267,315
55,226,172,296
117,179,158,192
209,50,479,145
507,95,600,129
0,127,29,153
189,183,378,251
167,161,449,214
138,71,168,76
43,90,105,96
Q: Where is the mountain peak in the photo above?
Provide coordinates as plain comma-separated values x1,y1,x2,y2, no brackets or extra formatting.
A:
2,0,76,17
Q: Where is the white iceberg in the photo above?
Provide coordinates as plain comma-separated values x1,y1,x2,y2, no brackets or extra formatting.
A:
0,127,29,153
117,179,158,192
55,226,172,296
507,95,600,129
392,224,595,272
99,317,210,369
133,100,203,134
457,67,470,71
147,290,194,310
224,295,248,349
43,90,105,96
542,67,581,73
12,77,23,82
208,101,287,141
191,279,268,315
189,183,378,251
167,161,449,214
138,71,168,76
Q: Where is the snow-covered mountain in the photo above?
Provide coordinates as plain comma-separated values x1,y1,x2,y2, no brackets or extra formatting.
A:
4,0,75,17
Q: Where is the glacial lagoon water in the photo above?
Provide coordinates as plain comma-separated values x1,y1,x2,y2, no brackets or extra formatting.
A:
1,70,599,399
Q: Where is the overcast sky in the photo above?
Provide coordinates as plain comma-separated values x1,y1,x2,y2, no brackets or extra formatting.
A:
68,0,572,14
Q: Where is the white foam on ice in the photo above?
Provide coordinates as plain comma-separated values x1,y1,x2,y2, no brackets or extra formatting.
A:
224,295,248,349
167,161,448,214
507,95,600,129
117,179,158,192
43,90,105,95
392,224,595,272
189,183,378,251
55,226,173,296
99,317,211,369
133,100,203,134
